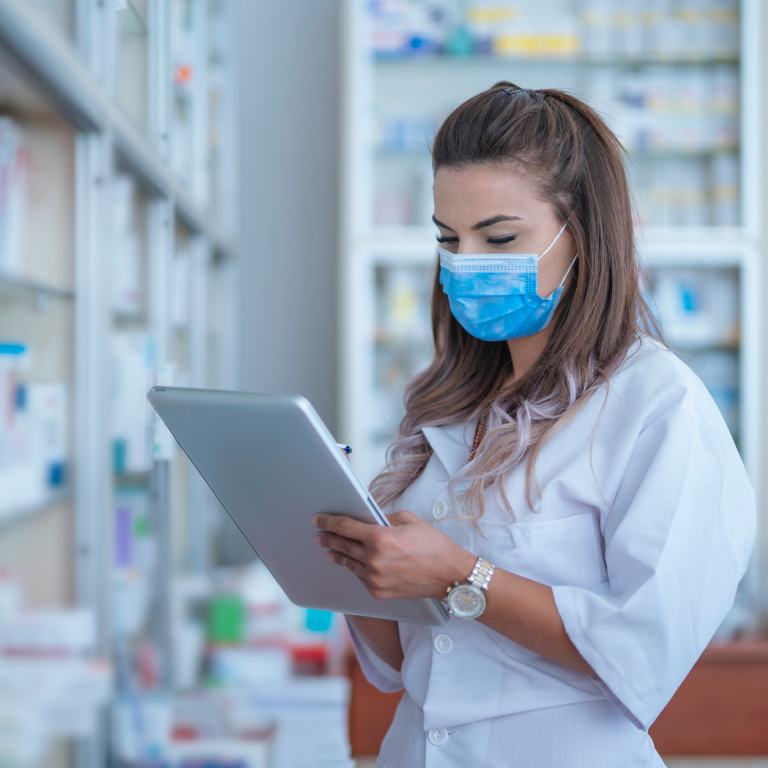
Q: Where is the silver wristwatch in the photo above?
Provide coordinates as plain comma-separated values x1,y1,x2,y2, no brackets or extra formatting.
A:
445,556,496,619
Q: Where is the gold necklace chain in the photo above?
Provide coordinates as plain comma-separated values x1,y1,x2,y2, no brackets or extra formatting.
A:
468,412,488,463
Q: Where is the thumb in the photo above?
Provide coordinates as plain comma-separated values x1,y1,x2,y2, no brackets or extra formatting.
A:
385,509,421,526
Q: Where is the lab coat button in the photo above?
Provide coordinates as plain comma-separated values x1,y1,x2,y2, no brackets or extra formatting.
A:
428,728,448,746
432,499,449,519
434,633,453,654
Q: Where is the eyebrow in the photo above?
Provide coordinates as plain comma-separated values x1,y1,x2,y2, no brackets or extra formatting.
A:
432,214,523,232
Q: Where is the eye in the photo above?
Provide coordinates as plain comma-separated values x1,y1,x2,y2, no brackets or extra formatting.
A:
436,235,458,244
487,235,517,244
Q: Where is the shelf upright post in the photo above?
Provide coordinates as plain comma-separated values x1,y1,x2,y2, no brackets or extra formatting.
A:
737,0,764,618
148,195,175,691
187,234,210,573
215,0,238,240
149,197,174,366
740,244,762,612
149,442,174,691
149,0,171,160
192,0,208,204
760,0,768,625
74,128,112,768
340,0,377,464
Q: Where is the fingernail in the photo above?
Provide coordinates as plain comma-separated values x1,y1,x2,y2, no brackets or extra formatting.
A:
326,551,334,562
314,534,321,545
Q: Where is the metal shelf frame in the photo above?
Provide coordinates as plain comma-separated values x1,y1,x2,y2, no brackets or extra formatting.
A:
0,1,240,765
0,0,233,251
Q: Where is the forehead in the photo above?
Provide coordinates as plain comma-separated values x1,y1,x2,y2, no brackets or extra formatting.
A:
433,163,553,223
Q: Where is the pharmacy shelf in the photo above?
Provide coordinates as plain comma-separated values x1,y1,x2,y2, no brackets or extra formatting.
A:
0,489,73,533
0,0,234,254
341,0,765,622
0,0,240,764
374,55,741,67
0,274,75,301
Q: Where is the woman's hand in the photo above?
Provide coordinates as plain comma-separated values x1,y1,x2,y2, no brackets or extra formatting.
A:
312,511,476,601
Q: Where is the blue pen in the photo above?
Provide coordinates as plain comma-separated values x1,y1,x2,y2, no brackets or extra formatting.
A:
336,443,352,455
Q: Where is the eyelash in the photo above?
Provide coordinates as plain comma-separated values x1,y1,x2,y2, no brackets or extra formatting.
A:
436,235,517,244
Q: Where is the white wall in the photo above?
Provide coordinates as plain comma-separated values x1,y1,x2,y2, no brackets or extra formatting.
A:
236,0,341,432
222,2,341,564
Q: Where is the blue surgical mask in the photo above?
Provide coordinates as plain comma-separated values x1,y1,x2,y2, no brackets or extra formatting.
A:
438,221,577,342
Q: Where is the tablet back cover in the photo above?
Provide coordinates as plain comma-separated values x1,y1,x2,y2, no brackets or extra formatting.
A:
148,387,447,626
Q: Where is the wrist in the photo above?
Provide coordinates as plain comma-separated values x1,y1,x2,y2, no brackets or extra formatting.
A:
437,548,477,599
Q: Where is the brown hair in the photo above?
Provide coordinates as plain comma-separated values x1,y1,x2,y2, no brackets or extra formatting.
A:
369,82,660,517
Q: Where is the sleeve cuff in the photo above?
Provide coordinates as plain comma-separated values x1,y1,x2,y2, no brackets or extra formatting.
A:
345,616,404,694
553,585,653,731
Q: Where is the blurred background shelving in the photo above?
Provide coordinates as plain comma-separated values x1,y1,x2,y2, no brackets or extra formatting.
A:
1,0,766,764
0,0,241,765
340,0,763,623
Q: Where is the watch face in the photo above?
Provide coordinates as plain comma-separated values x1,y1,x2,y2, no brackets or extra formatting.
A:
447,584,485,619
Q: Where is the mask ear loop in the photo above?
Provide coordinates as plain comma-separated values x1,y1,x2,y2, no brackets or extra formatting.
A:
536,219,570,262
538,218,577,298
557,253,578,289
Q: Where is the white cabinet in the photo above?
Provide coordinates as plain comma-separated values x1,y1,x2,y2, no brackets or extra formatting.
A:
340,0,763,612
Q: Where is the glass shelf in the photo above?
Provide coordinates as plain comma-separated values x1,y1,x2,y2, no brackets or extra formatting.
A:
374,53,741,67
0,488,73,532
0,274,74,302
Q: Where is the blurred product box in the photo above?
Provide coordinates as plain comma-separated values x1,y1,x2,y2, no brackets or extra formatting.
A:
112,693,173,764
112,331,155,473
111,678,352,767
370,3,741,228
112,488,156,637
651,268,739,349
492,15,580,59
649,266,741,442
368,0,739,61
0,609,95,654
0,575,111,763
166,738,272,768
0,342,68,517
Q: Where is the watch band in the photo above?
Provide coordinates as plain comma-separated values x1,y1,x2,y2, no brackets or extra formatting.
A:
467,556,495,591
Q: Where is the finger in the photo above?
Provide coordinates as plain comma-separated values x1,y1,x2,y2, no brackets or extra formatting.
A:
313,513,378,543
315,531,366,560
326,549,365,579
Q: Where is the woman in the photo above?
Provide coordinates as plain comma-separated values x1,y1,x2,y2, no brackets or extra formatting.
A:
313,83,756,767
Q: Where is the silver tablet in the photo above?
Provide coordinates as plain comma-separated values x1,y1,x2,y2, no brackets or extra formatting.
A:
147,387,448,626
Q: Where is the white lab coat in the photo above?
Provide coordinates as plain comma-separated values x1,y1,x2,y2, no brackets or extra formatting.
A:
347,337,756,768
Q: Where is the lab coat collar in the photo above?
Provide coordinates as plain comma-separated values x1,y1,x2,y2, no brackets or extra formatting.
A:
422,417,478,477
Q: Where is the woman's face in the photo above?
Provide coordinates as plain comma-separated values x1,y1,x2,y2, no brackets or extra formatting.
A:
433,163,576,299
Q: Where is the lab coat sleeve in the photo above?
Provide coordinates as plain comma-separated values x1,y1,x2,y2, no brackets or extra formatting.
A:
552,391,756,731
345,616,405,693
